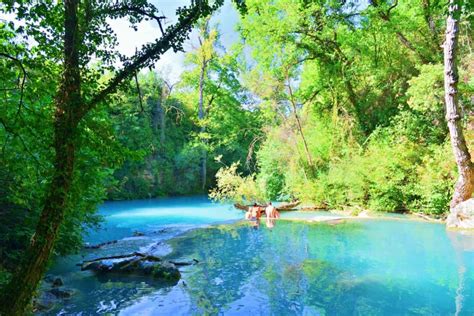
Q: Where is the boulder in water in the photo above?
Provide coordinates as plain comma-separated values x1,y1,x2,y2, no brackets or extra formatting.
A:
34,284,75,312
81,252,181,282
34,291,57,312
447,198,474,229
51,277,64,287
49,287,75,299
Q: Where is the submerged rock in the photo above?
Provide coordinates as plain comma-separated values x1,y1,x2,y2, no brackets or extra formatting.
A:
447,199,474,229
81,252,181,282
34,281,76,312
84,240,118,249
34,291,57,312
51,277,64,287
49,287,75,299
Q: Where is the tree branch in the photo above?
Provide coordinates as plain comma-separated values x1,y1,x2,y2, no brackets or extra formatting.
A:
0,52,27,120
80,2,214,119
369,0,432,63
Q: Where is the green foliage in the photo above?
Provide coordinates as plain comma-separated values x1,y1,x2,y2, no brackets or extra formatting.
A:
207,0,473,216
415,143,456,215
107,23,263,199
0,21,111,279
0,0,247,304
209,162,265,204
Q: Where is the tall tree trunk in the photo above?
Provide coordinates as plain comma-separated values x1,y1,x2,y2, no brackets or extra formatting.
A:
152,87,166,145
0,1,81,314
444,0,473,209
293,108,313,168
0,2,215,314
287,81,313,168
159,88,166,145
198,58,207,191
154,88,166,188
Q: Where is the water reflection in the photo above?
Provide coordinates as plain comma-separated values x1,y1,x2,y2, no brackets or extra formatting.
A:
266,218,276,230
245,204,280,230
167,220,474,315
447,230,474,316
43,216,474,315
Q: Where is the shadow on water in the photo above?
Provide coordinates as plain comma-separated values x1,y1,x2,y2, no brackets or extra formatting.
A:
39,271,180,315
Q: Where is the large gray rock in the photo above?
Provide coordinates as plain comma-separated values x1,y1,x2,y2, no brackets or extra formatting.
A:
81,252,181,282
447,198,474,229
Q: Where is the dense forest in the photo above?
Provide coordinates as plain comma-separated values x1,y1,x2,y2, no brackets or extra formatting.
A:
210,0,473,215
0,0,473,314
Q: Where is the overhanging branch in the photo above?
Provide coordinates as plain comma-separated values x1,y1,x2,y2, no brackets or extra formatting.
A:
81,2,218,119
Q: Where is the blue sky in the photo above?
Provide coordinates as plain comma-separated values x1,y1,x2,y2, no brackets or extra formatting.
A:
0,1,240,82
110,0,241,83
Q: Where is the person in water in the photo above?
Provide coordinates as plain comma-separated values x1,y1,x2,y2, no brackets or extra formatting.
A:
245,206,252,220
251,217,260,229
250,203,261,220
265,202,280,219
246,203,260,229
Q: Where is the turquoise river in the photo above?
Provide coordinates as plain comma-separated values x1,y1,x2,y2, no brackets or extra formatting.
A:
42,196,474,315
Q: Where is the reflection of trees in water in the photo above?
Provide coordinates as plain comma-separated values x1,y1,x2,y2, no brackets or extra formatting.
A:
47,274,172,314
168,223,266,314
447,230,474,316
168,221,474,315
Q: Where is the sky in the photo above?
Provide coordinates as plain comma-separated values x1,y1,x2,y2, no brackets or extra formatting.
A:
0,1,240,83
109,0,240,83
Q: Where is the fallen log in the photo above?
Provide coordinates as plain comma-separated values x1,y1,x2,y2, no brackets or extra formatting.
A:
411,212,444,223
234,203,249,211
234,201,301,212
276,201,301,210
81,252,152,263
169,259,199,266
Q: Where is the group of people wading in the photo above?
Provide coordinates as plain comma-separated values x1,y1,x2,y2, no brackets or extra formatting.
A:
245,202,280,229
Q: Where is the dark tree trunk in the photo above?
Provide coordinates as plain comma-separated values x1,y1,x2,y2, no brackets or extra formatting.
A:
444,0,473,209
0,1,214,314
286,78,313,168
159,89,166,145
151,87,166,187
422,0,438,38
0,1,81,314
151,90,166,145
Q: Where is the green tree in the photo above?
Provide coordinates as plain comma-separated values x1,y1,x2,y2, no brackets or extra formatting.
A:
177,23,262,191
0,1,239,313
443,0,473,211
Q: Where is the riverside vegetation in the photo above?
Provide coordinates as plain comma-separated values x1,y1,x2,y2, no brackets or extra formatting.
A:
0,0,473,314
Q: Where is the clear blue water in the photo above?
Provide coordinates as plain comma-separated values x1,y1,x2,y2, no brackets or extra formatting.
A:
43,196,474,315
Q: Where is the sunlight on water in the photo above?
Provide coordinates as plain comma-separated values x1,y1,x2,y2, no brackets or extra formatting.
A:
43,197,474,315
